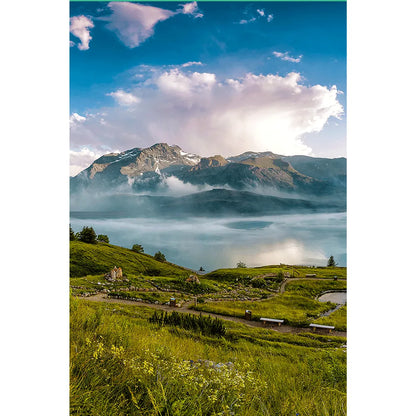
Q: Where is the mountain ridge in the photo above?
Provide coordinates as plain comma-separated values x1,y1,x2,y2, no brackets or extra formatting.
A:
71,143,346,200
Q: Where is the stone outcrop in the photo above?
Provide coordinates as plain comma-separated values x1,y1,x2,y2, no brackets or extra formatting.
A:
106,266,123,281
186,275,200,284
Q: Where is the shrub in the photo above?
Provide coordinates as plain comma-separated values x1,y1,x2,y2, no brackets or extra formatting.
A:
252,278,267,288
149,311,226,337
97,234,109,243
236,261,247,268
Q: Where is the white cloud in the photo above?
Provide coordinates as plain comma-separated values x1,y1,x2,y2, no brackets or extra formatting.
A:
273,51,303,63
100,2,203,49
238,8,273,25
69,15,94,50
181,61,203,68
155,69,216,97
70,112,86,127
239,17,256,25
70,147,105,176
179,2,204,18
70,70,343,170
107,89,140,106
103,2,175,48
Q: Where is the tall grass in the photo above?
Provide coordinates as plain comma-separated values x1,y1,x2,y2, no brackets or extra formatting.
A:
313,306,347,331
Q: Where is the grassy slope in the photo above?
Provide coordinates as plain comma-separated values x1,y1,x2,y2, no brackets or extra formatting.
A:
205,265,346,281
70,241,189,278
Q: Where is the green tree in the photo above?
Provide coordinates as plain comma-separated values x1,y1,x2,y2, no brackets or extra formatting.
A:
236,261,247,268
97,234,109,243
327,255,337,267
77,226,97,244
70,225,76,241
132,244,144,253
154,251,166,262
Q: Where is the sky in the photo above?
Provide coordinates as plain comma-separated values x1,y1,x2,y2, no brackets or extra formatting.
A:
70,1,346,176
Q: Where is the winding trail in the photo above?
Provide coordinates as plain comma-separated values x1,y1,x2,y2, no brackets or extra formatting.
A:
83,293,347,337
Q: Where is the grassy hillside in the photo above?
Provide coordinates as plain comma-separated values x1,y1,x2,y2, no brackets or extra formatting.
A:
70,241,189,278
205,265,346,282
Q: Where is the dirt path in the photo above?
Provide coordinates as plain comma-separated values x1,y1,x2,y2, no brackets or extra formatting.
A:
84,293,347,337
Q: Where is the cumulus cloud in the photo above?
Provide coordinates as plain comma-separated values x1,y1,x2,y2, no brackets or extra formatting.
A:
70,112,86,127
70,70,343,170
273,51,303,63
267,14,274,23
107,89,140,106
257,9,265,17
70,15,94,50
155,69,216,97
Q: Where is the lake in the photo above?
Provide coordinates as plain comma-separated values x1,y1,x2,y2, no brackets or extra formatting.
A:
70,212,346,271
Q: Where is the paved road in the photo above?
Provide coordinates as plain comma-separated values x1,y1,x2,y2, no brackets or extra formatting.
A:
83,293,347,337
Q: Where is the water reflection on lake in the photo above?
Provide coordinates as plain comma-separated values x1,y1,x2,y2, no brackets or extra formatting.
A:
70,212,346,272
318,291,347,305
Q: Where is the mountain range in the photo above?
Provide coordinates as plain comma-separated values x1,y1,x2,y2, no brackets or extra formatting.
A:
70,143,346,217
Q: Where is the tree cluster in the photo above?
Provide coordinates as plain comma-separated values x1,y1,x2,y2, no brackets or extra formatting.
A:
70,225,109,245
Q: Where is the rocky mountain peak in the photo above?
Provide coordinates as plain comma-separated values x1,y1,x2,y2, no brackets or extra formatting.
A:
191,155,229,171
119,143,201,177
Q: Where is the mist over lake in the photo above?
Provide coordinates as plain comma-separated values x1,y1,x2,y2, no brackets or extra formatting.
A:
70,212,346,271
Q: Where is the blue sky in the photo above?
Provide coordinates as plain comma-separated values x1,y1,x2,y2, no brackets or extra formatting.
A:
70,1,346,175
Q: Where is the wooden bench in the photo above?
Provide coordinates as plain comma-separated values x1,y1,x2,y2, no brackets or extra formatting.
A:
305,274,317,277
260,317,284,326
309,323,335,333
